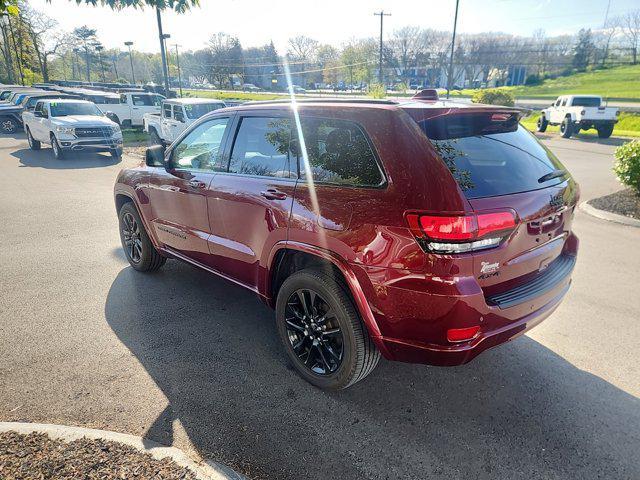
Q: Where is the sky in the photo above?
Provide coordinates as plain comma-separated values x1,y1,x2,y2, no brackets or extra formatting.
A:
28,0,639,54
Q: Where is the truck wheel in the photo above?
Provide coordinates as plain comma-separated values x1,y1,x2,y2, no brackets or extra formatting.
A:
26,127,41,150
560,117,573,138
536,115,548,132
1,117,17,134
275,268,380,390
118,202,166,272
597,124,614,139
149,128,162,146
50,134,65,159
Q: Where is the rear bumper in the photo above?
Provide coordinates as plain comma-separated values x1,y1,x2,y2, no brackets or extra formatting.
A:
354,235,578,366
378,281,569,365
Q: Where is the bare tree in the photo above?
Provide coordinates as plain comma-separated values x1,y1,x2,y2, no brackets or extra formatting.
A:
621,9,640,64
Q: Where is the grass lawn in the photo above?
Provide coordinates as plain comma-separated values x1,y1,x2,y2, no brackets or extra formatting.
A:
453,65,640,101
521,111,640,138
183,89,288,101
122,129,149,145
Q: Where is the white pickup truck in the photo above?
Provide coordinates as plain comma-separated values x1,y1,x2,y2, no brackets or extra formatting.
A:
98,92,164,128
143,98,226,145
538,95,619,138
22,99,123,159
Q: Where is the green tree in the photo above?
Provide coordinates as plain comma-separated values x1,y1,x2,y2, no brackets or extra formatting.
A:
572,28,594,71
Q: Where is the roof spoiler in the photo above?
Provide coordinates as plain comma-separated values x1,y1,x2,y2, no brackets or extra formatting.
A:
412,89,439,101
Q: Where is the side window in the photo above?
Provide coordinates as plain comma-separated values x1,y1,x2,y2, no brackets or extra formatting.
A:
561,98,567,107
228,117,295,178
34,102,44,115
120,94,127,104
163,104,172,119
296,117,384,186
132,94,153,107
170,117,229,172
173,105,185,122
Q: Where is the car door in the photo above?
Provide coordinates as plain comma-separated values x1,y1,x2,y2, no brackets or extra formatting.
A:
206,113,297,291
147,115,233,267
160,102,174,141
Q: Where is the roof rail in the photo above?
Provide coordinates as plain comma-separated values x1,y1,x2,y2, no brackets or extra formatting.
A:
244,97,398,106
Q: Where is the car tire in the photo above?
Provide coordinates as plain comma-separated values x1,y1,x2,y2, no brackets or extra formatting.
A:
275,268,380,390
26,127,41,150
118,202,166,272
597,124,614,139
50,134,65,159
536,115,548,132
560,117,573,138
110,148,123,159
1,117,17,134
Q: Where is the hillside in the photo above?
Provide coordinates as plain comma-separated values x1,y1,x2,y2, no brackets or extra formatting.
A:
508,65,640,101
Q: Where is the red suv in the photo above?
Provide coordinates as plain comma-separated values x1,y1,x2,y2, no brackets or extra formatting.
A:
114,97,579,390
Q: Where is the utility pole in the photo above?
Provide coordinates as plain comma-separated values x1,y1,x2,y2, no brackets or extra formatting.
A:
446,0,460,99
124,41,135,84
162,33,171,88
173,44,183,97
156,7,171,96
374,10,391,85
112,54,119,80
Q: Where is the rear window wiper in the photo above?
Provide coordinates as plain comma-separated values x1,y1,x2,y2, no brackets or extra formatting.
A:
538,169,567,183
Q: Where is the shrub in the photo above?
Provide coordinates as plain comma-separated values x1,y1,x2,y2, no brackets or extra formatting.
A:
471,89,515,107
525,74,541,85
613,140,640,194
368,83,386,99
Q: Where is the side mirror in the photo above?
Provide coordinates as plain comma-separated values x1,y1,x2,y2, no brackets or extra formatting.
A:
145,145,165,167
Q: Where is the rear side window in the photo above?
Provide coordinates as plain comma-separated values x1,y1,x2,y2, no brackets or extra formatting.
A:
296,117,384,186
572,97,601,107
420,116,567,199
163,104,172,118
132,94,154,106
229,116,295,178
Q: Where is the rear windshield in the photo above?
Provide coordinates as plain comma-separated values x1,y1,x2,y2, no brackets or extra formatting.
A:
572,97,600,107
419,116,567,199
185,103,225,119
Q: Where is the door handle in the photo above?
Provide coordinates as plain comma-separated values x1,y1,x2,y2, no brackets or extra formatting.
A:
188,180,206,189
260,189,287,200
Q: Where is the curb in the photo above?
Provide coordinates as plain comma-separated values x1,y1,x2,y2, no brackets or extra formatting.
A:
579,201,640,228
0,422,245,480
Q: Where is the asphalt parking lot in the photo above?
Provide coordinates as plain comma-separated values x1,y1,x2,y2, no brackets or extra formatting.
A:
0,132,638,480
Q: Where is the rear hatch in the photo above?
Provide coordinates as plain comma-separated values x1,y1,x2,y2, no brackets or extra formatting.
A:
407,107,579,301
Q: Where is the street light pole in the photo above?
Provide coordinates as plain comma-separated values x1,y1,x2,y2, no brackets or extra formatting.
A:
156,7,171,96
162,33,171,88
374,10,391,86
124,41,136,84
446,0,461,99
173,44,183,97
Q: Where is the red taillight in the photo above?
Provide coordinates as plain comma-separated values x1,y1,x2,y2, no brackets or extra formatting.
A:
476,212,516,238
447,326,480,342
406,211,517,254
418,215,476,241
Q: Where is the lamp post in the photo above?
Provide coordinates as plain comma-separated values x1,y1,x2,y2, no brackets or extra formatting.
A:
446,0,461,99
173,44,183,97
161,33,171,89
124,41,136,84
155,7,171,96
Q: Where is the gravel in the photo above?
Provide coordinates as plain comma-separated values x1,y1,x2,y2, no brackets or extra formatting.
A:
0,432,198,479
588,188,640,219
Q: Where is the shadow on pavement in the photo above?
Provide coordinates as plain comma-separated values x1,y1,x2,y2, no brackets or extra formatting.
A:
534,132,629,146
105,261,640,480
11,147,121,169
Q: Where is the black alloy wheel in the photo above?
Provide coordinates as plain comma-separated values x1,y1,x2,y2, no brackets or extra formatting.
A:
284,288,344,375
121,211,143,264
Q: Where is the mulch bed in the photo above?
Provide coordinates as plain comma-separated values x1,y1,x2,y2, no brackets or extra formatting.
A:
588,188,640,219
0,432,198,479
